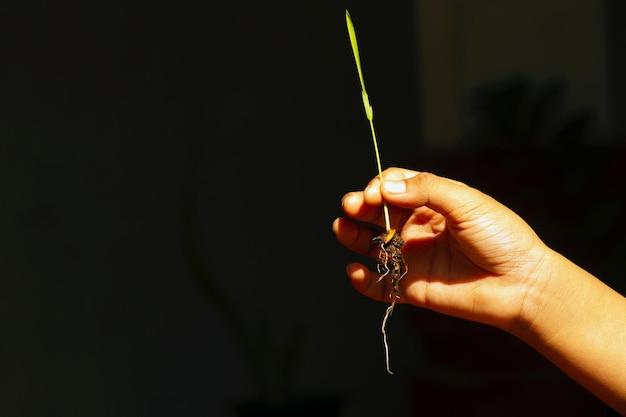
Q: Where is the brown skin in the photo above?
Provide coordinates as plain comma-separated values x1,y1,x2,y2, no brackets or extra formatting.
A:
333,168,626,414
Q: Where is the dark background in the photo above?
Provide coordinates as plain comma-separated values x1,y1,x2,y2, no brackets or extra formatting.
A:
1,1,625,416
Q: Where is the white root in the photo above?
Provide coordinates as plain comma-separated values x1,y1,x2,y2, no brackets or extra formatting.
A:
382,297,397,374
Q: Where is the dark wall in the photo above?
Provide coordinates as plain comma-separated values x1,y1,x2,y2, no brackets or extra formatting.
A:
606,0,626,136
1,1,421,416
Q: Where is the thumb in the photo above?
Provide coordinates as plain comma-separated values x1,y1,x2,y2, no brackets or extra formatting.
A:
381,171,479,216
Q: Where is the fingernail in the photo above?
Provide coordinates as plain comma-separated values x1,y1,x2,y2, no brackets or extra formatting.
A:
383,180,406,193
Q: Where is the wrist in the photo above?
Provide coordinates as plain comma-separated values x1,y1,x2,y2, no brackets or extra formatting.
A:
509,247,575,343
511,245,608,353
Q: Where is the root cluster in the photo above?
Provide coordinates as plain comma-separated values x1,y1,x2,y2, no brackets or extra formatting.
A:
372,229,407,374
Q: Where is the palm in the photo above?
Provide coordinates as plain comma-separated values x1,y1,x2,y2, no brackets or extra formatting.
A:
380,203,542,330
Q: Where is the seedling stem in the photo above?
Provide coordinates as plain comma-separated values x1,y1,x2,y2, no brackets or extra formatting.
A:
346,10,391,232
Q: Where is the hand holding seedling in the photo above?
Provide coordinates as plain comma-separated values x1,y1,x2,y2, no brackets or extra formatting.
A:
333,168,626,413
334,167,547,332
